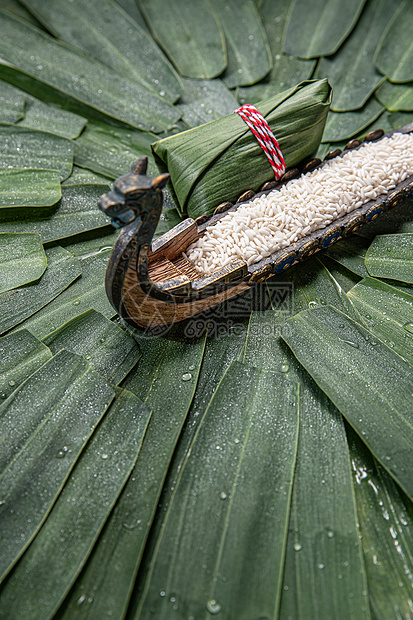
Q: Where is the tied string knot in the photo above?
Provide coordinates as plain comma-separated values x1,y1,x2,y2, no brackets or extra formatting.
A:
234,104,286,180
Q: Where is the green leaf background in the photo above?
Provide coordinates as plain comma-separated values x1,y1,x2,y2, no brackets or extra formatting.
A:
0,1,412,618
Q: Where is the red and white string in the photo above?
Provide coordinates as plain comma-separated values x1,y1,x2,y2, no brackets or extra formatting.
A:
234,104,286,180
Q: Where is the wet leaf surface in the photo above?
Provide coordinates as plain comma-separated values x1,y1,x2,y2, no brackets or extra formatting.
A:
178,78,237,127
365,233,413,283
43,309,141,386
244,310,369,620
347,276,413,365
0,349,115,582
0,328,52,399
0,168,61,217
0,387,151,620
374,0,413,83
317,0,396,111
323,236,371,278
17,96,87,139
282,305,413,502
17,250,113,340
0,184,110,242
21,0,183,103
284,0,367,59
375,81,413,111
0,10,180,132
74,122,157,180
349,429,413,620
57,331,206,620
0,125,73,181
210,0,272,88
0,233,47,292
322,97,384,142
0,245,81,336
0,81,25,122
133,360,299,620
137,0,226,79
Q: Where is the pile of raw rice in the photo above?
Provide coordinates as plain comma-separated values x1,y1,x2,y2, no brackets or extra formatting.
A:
186,132,413,275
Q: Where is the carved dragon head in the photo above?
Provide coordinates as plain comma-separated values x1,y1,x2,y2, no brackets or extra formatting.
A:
98,157,170,228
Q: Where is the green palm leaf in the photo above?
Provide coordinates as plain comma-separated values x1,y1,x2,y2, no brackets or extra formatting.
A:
323,236,370,277
0,126,73,181
0,388,151,620
17,96,87,139
244,309,369,619
73,123,157,179
178,77,238,127
209,0,272,88
43,309,141,385
317,0,396,111
0,329,52,399
114,0,149,31
134,360,299,619
18,251,114,340
0,233,46,292
364,233,413,282
0,10,180,132
282,305,413,502
284,0,367,59
389,110,413,128
0,81,25,122
0,168,61,217
349,430,413,620
375,80,413,111
322,97,384,142
62,166,112,187
0,0,42,26
257,0,316,94
20,0,183,103
0,184,111,242
1,3,413,618
137,0,227,79
374,0,413,83
0,245,81,336
57,332,206,619
0,349,115,582
347,276,413,363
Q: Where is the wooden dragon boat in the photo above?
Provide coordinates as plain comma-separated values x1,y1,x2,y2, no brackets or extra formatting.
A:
99,123,413,330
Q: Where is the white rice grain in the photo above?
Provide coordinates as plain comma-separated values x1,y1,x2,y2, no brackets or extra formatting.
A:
186,133,413,275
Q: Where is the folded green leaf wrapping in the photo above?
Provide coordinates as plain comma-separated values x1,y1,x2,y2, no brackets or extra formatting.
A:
152,79,332,218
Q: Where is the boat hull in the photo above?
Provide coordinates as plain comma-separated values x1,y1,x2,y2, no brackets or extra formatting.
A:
100,124,413,329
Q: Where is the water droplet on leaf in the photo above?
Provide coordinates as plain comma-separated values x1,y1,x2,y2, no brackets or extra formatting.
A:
206,599,221,615
339,338,359,349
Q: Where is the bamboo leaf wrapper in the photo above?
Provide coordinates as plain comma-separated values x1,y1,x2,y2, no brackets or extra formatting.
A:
152,79,332,219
